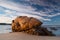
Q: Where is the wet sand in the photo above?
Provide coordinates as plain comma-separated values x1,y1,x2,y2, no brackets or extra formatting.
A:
0,32,60,40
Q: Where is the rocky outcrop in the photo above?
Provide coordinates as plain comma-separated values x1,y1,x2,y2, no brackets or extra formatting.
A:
12,16,55,36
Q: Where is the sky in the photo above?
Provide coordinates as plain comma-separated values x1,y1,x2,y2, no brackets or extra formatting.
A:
0,0,60,25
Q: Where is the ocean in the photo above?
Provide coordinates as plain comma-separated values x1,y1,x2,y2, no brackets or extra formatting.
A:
0,25,60,36
0,25,12,33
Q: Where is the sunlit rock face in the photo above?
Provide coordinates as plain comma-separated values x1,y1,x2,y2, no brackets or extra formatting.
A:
12,16,55,36
12,16,42,31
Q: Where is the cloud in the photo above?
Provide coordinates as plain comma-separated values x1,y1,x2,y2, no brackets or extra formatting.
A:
0,0,51,21
4,10,14,14
39,11,60,17
0,0,60,23
0,16,12,23
48,13,60,17
0,0,35,12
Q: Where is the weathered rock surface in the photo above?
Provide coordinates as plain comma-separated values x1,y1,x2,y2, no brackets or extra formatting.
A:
12,16,55,36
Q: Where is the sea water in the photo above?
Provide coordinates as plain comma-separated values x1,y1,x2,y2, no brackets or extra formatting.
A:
0,25,12,33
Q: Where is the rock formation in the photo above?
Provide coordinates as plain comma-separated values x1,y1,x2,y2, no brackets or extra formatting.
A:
12,16,55,36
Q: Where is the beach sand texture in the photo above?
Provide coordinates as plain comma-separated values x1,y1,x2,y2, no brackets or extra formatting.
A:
0,32,60,40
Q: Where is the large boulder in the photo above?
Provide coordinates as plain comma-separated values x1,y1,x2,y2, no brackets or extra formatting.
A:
12,16,42,32
12,16,55,36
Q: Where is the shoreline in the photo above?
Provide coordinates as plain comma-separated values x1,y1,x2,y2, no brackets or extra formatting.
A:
0,32,60,40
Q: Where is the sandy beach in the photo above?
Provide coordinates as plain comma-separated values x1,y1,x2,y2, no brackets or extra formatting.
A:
0,32,60,40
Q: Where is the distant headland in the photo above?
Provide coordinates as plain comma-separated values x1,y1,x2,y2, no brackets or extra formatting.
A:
0,23,11,25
